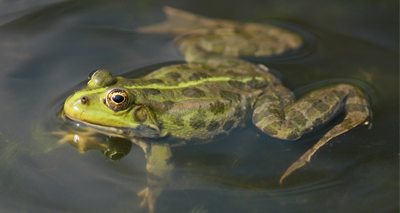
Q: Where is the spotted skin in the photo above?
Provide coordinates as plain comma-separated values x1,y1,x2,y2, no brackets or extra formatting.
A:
61,7,372,213
138,7,303,57
251,84,370,182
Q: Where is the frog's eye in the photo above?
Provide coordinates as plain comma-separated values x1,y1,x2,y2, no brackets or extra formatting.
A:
106,89,130,111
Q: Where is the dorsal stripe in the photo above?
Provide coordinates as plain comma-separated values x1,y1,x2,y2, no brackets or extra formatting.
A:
77,76,266,96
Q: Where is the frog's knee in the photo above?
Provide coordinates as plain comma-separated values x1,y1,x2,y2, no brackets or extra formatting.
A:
345,103,369,114
255,121,301,141
274,129,301,141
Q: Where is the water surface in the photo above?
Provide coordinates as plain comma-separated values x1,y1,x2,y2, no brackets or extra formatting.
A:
0,1,398,212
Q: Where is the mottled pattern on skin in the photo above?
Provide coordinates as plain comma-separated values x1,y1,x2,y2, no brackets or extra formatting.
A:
182,88,205,97
247,78,269,89
207,120,220,132
62,7,372,213
160,97,250,140
220,90,241,102
148,79,164,84
162,100,175,109
144,89,161,96
138,7,303,57
279,87,370,183
210,101,225,115
228,80,246,89
248,83,371,183
252,84,368,140
164,72,181,81
189,72,210,81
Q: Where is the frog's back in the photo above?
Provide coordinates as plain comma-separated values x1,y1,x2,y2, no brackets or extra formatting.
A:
92,5,296,145
142,63,277,87
122,63,279,144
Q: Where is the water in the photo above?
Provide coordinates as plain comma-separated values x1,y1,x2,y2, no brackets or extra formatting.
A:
0,1,398,212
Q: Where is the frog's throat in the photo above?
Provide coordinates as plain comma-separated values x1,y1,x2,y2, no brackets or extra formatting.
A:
64,113,160,139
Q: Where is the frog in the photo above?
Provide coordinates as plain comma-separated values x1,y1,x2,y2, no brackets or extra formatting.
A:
59,7,371,213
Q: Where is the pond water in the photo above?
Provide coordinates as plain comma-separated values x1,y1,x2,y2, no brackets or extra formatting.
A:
0,0,398,212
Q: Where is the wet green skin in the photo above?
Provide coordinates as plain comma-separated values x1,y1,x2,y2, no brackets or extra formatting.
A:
61,7,371,213
64,64,280,143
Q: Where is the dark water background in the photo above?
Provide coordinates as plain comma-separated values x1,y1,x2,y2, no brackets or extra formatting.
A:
0,0,398,212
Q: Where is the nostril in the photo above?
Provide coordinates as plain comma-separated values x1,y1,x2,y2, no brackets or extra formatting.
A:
81,97,89,104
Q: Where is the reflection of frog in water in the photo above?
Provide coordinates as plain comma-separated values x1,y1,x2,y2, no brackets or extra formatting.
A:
56,125,132,162
57,7,371,213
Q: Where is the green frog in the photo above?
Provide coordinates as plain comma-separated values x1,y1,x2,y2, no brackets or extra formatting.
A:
59,7,371,213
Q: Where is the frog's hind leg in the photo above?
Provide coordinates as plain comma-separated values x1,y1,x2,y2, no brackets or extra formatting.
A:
137,6,303,64
136,6,233,35
252,84,371,183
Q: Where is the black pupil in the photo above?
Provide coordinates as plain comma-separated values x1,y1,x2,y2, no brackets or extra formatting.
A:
112,95,124,103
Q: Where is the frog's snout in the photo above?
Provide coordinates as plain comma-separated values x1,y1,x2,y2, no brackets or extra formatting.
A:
64,95,89,119
80,96,89,104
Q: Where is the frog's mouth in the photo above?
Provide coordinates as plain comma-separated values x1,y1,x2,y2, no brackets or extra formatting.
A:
64,113,160,139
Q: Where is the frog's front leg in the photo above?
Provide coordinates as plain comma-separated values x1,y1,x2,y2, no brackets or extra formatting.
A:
136,141,174,213
252,84,371,183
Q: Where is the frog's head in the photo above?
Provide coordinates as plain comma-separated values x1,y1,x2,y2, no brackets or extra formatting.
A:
64,70,160,139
